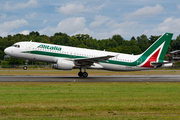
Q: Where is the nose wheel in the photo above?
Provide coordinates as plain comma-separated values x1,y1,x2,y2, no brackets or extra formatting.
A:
23,60,29,70
78,67,88,78
23,66,27,70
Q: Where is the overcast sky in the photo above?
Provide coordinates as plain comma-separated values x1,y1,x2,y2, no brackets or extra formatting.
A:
0,0,180,40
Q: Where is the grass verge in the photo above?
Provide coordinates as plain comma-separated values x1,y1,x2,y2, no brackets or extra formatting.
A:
0,82,180,119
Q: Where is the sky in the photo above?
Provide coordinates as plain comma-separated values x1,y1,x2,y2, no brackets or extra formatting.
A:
0,0,180,40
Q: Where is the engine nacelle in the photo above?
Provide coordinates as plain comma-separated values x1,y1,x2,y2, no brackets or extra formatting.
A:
52,59,74,70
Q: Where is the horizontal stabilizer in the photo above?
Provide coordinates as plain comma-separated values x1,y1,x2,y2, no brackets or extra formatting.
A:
151,62,173,67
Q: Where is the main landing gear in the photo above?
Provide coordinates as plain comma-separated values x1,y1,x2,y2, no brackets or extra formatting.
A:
78,67,88,78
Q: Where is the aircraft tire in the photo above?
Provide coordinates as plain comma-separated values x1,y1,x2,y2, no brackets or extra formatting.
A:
78,72,83,77
23,66,27,70
83,72,88,78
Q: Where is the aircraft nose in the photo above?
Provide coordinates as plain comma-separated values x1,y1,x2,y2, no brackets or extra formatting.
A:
4,47,10,55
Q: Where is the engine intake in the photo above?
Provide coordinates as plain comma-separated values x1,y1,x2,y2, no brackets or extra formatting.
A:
52,59,74,70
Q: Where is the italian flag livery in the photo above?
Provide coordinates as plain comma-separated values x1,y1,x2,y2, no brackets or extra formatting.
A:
137,33,173,68
4,33,173,78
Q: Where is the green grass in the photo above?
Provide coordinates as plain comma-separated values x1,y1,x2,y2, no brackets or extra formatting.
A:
0,82,180,119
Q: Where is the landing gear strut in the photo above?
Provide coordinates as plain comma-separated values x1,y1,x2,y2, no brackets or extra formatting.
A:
78,67,88,78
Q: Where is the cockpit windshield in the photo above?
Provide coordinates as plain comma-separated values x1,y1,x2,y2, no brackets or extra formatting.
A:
12,44,20,48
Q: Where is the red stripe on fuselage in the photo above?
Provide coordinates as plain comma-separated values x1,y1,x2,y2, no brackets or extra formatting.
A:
141,48,161,67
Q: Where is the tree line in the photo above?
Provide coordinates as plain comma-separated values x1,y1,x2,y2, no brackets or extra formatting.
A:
0,31,180,65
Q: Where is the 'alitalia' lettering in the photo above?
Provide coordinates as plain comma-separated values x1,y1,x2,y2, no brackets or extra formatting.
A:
37,44,62,51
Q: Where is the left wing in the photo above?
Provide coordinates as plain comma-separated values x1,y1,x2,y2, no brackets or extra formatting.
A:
73,55,115,66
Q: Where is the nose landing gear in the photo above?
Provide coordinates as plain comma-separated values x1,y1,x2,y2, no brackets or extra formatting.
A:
23,66,27,70
78,67,88,78
23,60,29,70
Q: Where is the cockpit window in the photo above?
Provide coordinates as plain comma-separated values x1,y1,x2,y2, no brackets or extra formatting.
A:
12,44,20,48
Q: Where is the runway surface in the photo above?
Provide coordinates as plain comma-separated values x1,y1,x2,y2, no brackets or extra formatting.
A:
0,75,180,82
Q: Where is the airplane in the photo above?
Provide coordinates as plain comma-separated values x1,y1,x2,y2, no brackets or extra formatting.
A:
4,32,173,78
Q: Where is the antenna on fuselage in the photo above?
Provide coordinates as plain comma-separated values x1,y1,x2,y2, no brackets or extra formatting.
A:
30,40,32,42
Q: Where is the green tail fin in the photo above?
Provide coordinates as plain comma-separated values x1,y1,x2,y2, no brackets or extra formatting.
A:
144,33,173,62
137,33,173,67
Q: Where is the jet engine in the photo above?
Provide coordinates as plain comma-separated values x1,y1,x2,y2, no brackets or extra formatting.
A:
52,59,75,70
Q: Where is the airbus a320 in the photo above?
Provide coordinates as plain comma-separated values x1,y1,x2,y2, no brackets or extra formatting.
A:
4,33,173,78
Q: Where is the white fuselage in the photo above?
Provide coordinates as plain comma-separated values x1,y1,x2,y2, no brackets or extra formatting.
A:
4,41,168,71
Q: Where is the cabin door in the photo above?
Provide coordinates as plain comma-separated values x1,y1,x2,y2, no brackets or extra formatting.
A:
26,43,36,60
26,43,31,51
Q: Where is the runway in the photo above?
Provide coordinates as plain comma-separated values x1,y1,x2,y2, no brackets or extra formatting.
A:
0,75,180,82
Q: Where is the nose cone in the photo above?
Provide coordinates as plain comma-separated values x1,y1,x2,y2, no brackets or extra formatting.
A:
4,47,10,55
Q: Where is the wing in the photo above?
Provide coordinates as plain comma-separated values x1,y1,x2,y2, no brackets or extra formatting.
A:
73,55,115,66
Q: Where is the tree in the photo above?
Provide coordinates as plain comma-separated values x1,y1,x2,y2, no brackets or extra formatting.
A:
112,35,124,45
8,57,24,65
131,46,142,55
52,33,70,46
149,35,160,44
0,50,4,60
171,35,180,51
69,36,80,47
98,39,107,50
86,38,98,49
107,47,118,52
77,43,88,48
130,36,136,41
136,34,150,52
30,31,40,36
106,39,118,48
116,46,122,53
1,61,9,68
121,46,132,54
54,32,66,36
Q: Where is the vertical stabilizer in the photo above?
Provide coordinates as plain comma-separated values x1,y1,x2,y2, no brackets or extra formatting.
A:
138,33,173,67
